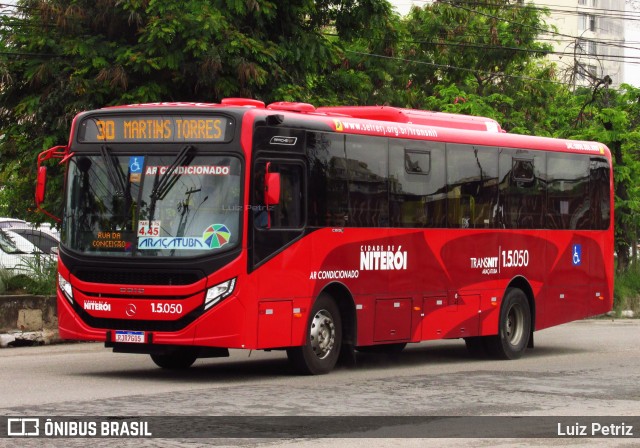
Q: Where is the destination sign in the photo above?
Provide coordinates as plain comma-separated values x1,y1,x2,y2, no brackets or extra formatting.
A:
78,115,233,143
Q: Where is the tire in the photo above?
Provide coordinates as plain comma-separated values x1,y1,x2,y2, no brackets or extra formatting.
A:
150,351,198,369
485,288,531,360
287,294,342,375
356,343,407,354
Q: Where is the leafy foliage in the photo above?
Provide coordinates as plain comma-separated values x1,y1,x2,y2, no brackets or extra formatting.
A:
529,83,640,271
1,0,640,278
0,0,397,219
0,253,57,295
613,261,640,315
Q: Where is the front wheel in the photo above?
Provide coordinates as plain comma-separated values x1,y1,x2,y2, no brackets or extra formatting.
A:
485,288,531,360
287,294,342,375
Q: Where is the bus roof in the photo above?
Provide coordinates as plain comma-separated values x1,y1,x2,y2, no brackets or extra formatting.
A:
102,99,502,132
314,106,504,133
87,99,609,159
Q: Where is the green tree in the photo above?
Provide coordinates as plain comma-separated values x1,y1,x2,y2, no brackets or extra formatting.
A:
399,1,553,101
0,0,397,220
557,84,640,272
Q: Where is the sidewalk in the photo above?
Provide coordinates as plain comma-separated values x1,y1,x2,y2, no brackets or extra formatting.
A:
0,295,59,347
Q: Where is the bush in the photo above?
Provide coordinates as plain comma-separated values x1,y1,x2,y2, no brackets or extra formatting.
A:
614,263,640,316
0,254,56,296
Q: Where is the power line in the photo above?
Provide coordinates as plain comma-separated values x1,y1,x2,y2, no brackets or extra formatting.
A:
407,39,640,64
391,2,637,58
427,0,640,78
3,1,639,73
324,31,640,67
346,48,640,92
405,0,640,19
436,0,639,53
345,48,578,86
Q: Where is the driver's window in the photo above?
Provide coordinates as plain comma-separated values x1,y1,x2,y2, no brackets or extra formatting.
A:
253,161,304,229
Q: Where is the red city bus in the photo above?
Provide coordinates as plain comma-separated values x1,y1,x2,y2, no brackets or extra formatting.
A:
36,98,614,374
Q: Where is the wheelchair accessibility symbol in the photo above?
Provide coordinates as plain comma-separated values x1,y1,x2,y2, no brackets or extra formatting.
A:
129,156,143,173
129,156,144,182
572,244,582,266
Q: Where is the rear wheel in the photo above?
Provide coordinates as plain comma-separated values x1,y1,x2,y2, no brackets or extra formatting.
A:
485,288,531,360
150,351,198,369
287,294,342,375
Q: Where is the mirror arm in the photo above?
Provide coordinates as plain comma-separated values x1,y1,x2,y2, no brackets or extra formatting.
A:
35,145,71,222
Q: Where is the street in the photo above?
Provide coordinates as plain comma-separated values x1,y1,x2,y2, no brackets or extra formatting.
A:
1,319,639,447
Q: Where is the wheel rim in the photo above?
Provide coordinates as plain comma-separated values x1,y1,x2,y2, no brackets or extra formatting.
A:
505,303,525,346
309,309,336,360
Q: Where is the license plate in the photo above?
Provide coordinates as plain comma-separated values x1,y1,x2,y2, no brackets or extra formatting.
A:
114,330,145,344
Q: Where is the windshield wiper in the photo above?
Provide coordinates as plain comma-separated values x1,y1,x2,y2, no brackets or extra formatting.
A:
150,145,196,201
100,145,128,197
147,145,196,226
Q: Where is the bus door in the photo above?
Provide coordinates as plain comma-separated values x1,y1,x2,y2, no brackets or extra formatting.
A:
251,158,308,348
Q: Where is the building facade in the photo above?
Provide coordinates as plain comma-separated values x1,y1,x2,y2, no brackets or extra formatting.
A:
525,0,625,87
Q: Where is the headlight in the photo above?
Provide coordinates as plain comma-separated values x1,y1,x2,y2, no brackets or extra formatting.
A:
58,273,73,303
205,278,236,310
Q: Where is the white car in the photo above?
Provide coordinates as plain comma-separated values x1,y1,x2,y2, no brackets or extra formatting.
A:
0,218,28,229
6,227,59,255
0,218,59,237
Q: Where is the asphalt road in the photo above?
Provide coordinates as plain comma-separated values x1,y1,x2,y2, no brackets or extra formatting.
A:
1,319,639,447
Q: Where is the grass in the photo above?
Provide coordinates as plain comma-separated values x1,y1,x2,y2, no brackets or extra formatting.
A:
0,254,57,296
613,263,640,317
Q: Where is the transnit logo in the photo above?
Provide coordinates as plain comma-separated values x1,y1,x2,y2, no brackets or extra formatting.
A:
470,256,499,275
470,257,498,269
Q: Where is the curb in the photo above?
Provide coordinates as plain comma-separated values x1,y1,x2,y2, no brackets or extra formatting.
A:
0,329,61,348
0,294,59,348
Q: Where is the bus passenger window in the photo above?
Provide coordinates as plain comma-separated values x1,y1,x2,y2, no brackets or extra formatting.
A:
499,150,546,229
389,141,446,228
547,153,590,230
306,132,347,228
346,135,389,227
446,144,498,228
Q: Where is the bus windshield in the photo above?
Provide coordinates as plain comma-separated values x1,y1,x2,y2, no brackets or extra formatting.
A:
62,151,242,257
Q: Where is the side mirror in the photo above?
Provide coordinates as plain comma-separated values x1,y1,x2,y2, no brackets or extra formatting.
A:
264,163,281,206
36,145,69,223
36,166,47,206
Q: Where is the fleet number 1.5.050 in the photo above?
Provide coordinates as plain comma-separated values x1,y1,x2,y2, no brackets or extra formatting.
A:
502,249,529,268
151,303,183,314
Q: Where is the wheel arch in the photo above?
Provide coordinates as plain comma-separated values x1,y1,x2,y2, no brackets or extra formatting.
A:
319,282,357,349
507,276,536,346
